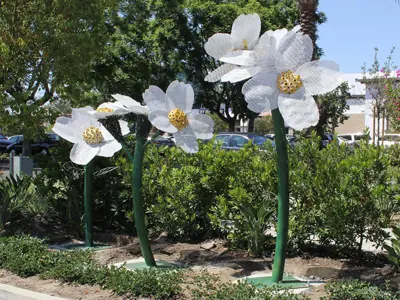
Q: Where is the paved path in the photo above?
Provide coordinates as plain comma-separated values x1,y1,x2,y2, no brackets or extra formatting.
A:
0,284,67,300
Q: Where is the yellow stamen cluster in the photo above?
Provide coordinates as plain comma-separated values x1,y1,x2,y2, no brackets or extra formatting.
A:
82,126,103,144
168,108,188,131
96,107,114,113
277,70,303,94
242,39,249,50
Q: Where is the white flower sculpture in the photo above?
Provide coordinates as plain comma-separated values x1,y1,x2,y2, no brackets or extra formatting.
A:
111,94,150,115
204,14,300,83
204,14,261,83
205,13,342,131
242,32,342,130
52,108,125,165
143,80,214,153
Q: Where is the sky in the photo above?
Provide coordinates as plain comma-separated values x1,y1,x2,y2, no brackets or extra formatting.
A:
318,0,400,74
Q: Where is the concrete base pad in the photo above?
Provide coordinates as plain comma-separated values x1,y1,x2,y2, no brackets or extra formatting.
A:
113,258,185,270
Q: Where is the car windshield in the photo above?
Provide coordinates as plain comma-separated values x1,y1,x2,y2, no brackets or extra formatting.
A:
0,134,6,139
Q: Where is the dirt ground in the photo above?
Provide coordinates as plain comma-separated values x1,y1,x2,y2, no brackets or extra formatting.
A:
0,235,399,299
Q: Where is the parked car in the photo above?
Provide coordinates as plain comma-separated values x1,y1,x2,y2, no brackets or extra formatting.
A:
151,135,175,147
322,133,348,148
7,133,60,155
213,132,275,150
338,133,371,146
0,134,13,153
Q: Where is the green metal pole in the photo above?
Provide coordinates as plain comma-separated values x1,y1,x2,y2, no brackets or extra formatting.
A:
271,108,289,283
84,160,94,247
132,136,156,267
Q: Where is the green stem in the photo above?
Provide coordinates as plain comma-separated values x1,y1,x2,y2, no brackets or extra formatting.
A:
271,109,289,283
144,130,161,148
132,137,156,267
84,160,94,247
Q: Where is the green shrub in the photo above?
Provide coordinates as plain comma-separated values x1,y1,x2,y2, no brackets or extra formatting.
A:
384,225,400,269
323,279,400,299
0,235,183,299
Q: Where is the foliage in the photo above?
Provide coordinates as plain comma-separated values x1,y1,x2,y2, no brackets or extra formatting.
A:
288,136,399,253
322,279,400,300
207,112,228,133
0,174,47,229
254,116,274,134
383,225,400,269
314,82,350,134
362,47,398,144
0,235,184,299
0,0,116,154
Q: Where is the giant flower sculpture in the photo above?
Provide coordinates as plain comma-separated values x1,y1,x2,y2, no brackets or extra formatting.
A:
242,32,342,130
111,94,150,115
143,80,214,153
204,13,301,83
52,108,124,165
204,13,343,284
204,14,261,83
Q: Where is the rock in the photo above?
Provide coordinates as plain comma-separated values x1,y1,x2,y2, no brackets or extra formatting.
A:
309,275,316,280
160,249,173,256
381,265,395,276
201,242,216,250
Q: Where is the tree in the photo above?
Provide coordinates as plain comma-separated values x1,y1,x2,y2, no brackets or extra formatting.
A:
206,112,228,133
313,82,350,134
92,0,326,131
0,0,116,155
254,116,274,134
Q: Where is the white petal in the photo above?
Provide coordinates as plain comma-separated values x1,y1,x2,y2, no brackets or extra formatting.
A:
166,81,194,113
276,25,301,49
52,117,82,143
205,64,237,82
242,71,280,113
204,33,232,60
174,127,199,153
221,66,260,83
272,28,288,48
220,50,255,66
70,142,99,165
97,140,122,157
148,110,178,133
278,33,313,71
71,108,99,130
231,14,261,50
296,61,342,95
119,120,130,136
188,114,214,139
112,94,140,107
99,124,116,142
143,86,173,112
278,94,319,131
252,31,276,62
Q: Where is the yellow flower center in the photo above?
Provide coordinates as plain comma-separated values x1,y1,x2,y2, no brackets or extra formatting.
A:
82,126,103,144
277,70,303,94
168,108,188,131
96,107,114,113
242,39,248,50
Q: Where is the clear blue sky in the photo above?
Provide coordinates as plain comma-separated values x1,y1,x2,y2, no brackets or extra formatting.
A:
318,0,400,73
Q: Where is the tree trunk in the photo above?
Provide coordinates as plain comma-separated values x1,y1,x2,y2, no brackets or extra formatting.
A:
298,0,319,60
228,121,235,132
22,139,32,157
248,117,255,132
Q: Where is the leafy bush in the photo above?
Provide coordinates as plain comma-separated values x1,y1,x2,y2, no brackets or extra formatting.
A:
0,235,183,299
322,279,400,299
383,225,400,269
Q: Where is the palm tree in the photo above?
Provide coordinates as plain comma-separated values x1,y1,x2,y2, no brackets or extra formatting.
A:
297,0,319,59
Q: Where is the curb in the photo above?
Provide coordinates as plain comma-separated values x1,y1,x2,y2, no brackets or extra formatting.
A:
0,284,68,300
